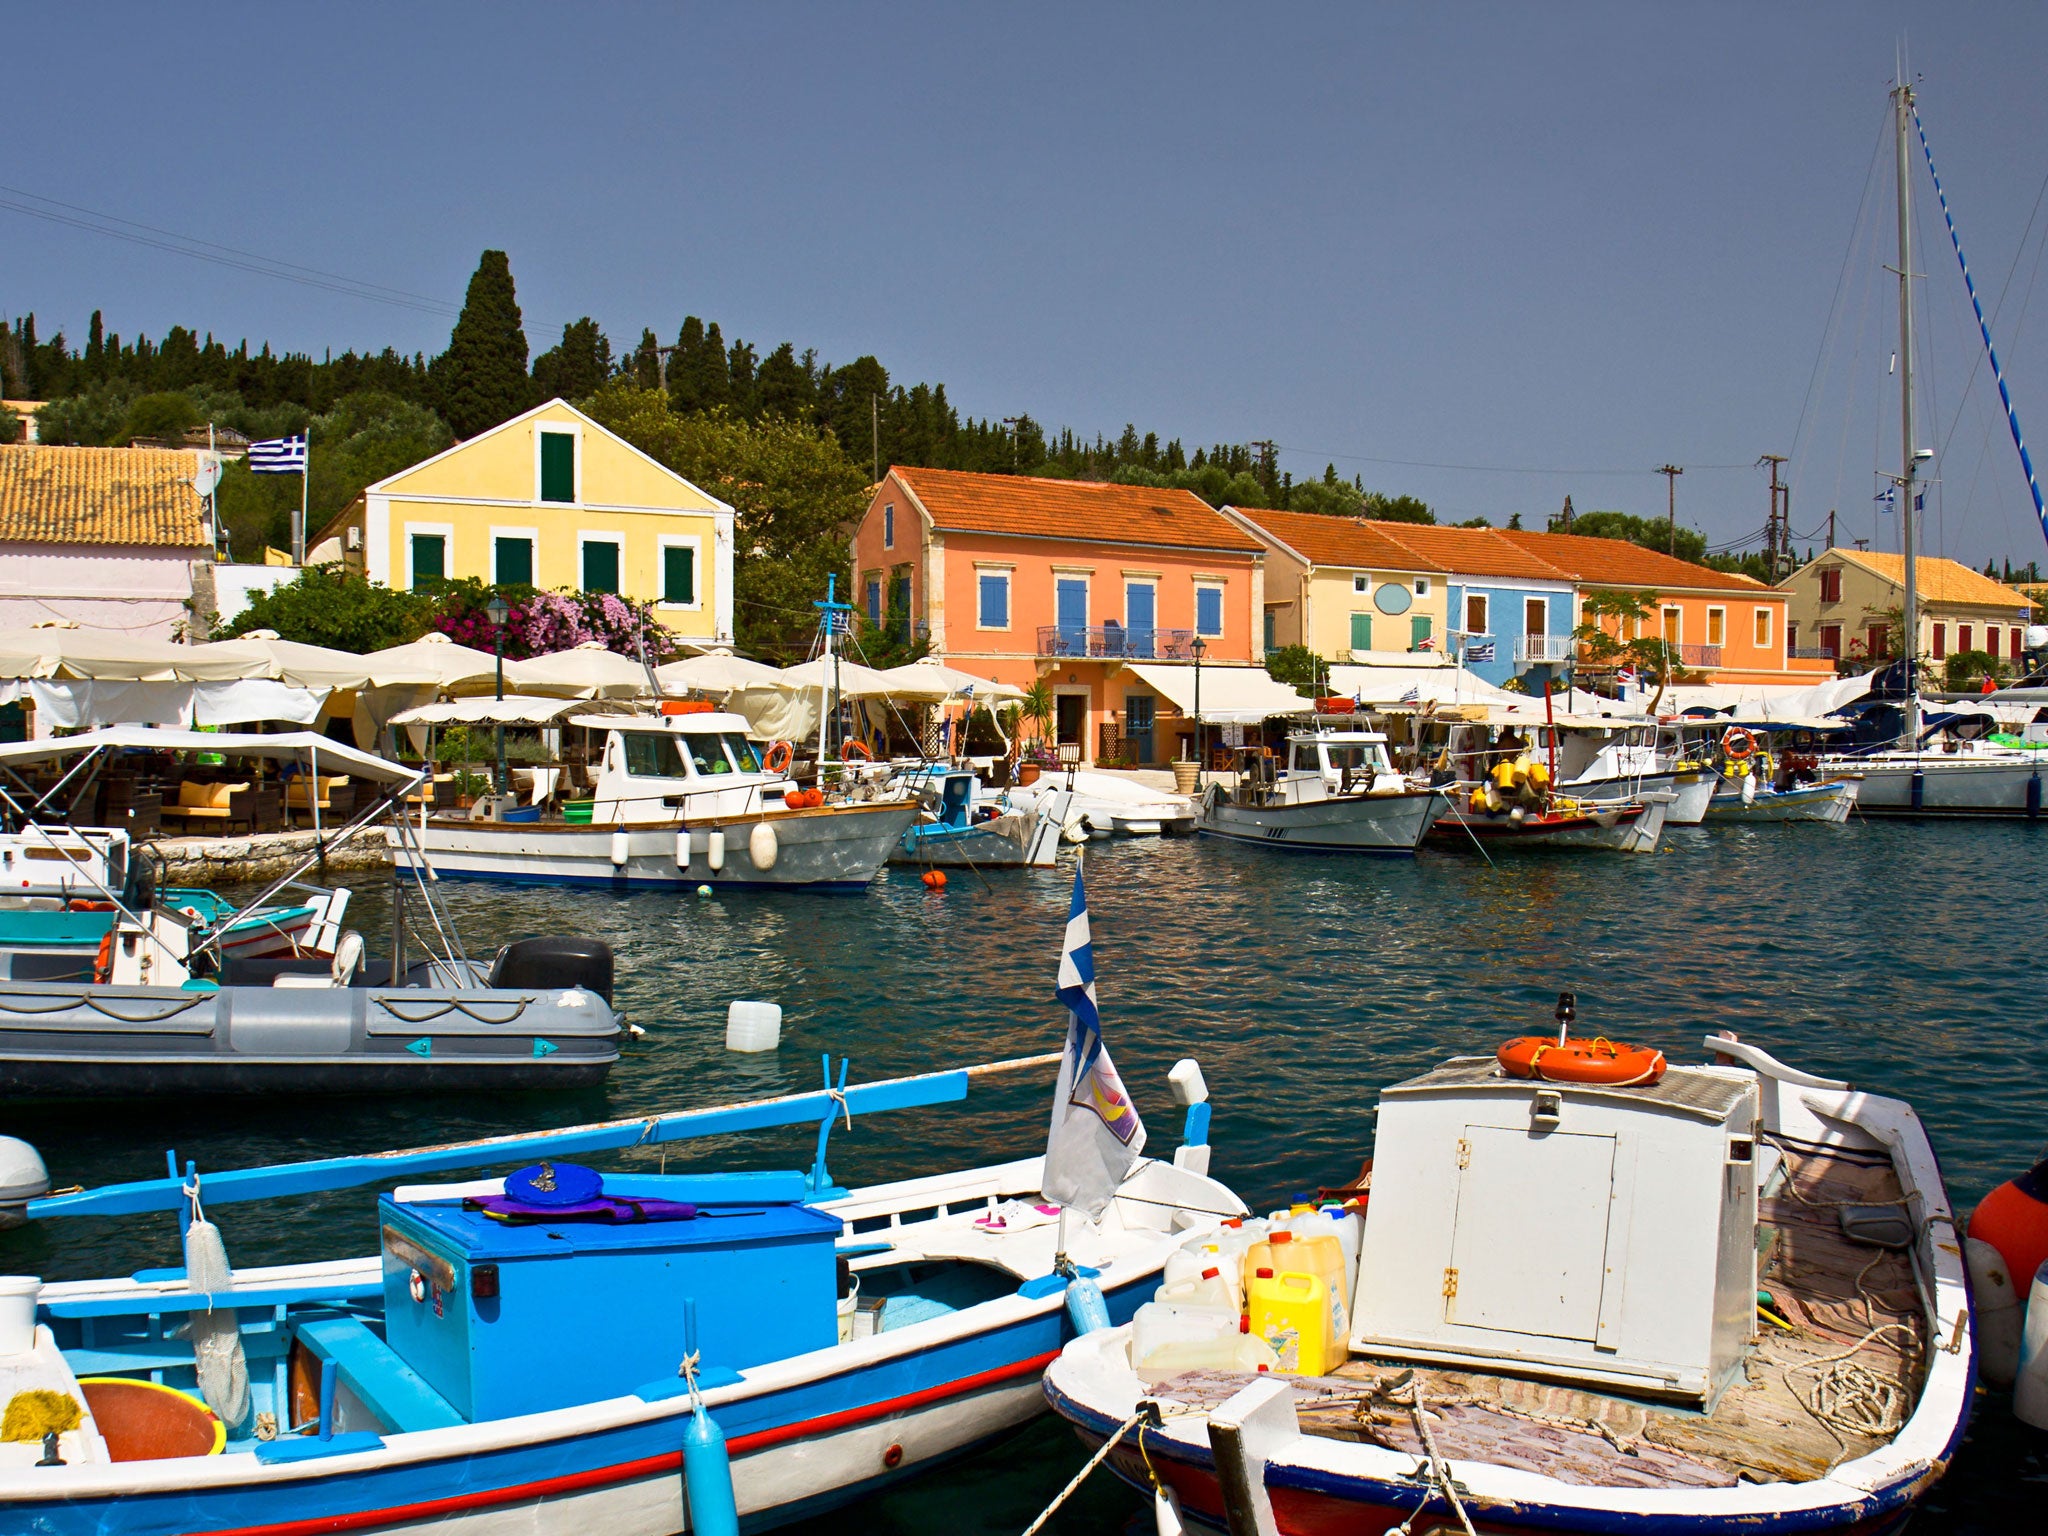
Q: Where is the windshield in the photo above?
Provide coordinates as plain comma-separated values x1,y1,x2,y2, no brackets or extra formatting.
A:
1323,743,1386,774
621,732,683,777
682,733,733,775
723,734,763,773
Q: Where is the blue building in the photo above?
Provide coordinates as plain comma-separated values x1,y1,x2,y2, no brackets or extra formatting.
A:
1358,523,1578,689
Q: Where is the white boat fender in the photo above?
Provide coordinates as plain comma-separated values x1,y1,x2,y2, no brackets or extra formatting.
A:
674,831,692,869
748,822,779,871
1154,1485,1187,1536
2017,1261,2048,1430
609,831,630,868
681,1403,739,1536
0,1136,49,1229
707,830,726,871
183,1191,250,1430
1968,1237,2024,1388
1065,1275,1111,1334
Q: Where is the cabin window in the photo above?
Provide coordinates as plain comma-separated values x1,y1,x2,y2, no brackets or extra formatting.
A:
661,542,697,606
1959,624,1974,654
540,431,576,503
1350,612,1373,651
1753,607,1772,648
581,537,621,595
409,532,446,589
978,572,1010,629
1932,623,1947,660
865,578,882,624
883,502,895,548
722,733,762,772
621,733,681,777
1819,567,1842,603
685,735,733,776
1463,592,1488,635
493,534,534,587
1705,607,1726,648
1353,573,1370,594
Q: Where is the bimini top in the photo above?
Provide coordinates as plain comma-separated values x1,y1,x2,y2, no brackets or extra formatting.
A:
0,727,422,787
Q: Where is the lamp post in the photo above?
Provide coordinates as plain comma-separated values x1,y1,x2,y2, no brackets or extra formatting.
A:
487,595,510,797
1190,633,1207,787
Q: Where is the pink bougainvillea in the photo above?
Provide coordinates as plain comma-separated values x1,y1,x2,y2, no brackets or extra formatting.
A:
429,582,669,660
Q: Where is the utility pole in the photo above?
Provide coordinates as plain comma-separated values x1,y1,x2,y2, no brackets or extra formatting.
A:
1250,440,1278,498
1002,417,1022,472
1656,464,1683,554
871,394,880,484
1759,453,1788,581
1828,508,1836,550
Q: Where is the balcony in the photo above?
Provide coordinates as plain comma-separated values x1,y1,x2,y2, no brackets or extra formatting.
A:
1675,643,1724,668
1036,625,1200,661
1514,634,1575,664
1790,646,1836,660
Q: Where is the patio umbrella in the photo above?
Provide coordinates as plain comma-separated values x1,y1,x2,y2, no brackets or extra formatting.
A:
511,642,657,700
655,649,787,695
772,655,898,697
183,630,446,691
868,657,1024,702
0,621,263,682
359,631,505,691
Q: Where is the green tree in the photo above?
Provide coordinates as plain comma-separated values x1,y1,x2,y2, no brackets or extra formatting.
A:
32,382,140,445
221,565,435,650
1366,493,1436,525
1561,510,1708,566
1944,649,2004,690
122,391,202,442
667,317,728,414
1265,643,1329,697
531,317,613,402
432,250,532,437
581,384,869,662
0,404,18,445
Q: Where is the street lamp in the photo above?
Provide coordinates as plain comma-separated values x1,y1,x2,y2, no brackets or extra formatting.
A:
1190,634,1207,788
486,595,511,797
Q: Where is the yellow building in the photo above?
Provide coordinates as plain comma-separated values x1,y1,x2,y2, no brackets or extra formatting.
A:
311,399,734,643
1224,504,1450,658
1778,548,2035,670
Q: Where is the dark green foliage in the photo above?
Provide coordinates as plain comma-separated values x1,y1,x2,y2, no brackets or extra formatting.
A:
1557,509,1707,565
220,565,436,651
0,404,18,444
1265,644,1329,697
531,317,613,402
1944,649,2004,690
432,250,532,437
123,391,202,441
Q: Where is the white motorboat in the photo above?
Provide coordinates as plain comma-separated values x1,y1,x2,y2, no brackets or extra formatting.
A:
1198,723,1447,854
1010,769,1197,837
1706,777,1860,823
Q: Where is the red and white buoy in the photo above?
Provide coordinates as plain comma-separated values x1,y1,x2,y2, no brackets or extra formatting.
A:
1967,1152,2048,1394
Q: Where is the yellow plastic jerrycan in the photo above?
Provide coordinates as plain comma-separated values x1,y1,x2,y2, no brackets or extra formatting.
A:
1245,1267,1335,1376
1245,1230,1349,1339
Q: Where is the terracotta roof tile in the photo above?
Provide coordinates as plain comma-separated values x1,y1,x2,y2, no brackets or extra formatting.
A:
1827,549,2035,608
1233,506,1447,572
1361,521,1575,581
0,445,209,548
889,466,1262,553
1498,528,1769,592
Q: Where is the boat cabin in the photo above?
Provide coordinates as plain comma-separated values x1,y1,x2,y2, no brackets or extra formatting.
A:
582,712,793,826
1253,725,1408,804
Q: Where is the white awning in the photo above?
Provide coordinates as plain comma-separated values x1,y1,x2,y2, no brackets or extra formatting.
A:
1325,664,1528,711
389,695,638,727
0,727,421,786
1126,664,1309,724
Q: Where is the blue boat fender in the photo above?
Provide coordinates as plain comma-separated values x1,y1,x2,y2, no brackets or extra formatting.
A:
1065,1275,1111,1335
682,1404,739,1536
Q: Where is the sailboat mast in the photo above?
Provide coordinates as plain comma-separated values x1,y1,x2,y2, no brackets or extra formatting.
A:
1893,72,1922,720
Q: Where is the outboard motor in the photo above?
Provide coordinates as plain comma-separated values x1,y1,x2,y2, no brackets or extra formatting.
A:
487,936,614,1005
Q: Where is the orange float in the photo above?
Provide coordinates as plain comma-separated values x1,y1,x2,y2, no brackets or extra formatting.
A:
1970,1156,2048,1304
841,740,872,763
763,740,795,776
921,870,947,890
1498,1035,1666,1086
93,929,117,985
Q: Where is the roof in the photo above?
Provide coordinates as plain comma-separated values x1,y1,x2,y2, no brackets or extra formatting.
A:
887,466,1262,553
1498,528,1771,593
1231,506,1447,572
1821,548,2035,609
1360,521,1576,581
0,445,209,548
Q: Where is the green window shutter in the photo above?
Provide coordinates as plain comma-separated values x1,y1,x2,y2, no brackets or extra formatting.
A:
663,545,696,605
411,533,445,589
540,432,576,503
495,536,533,587
582,540,620,595
1350,612,1373,651
1411,614,1432,648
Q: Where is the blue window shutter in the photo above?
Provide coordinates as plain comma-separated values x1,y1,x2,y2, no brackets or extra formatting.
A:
1197,586,1222,636
865,580,882,624
979,574,1008,628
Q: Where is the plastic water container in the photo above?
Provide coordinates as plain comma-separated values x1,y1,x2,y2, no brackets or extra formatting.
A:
2016,1260,2048,1430
725,1001,782,1053
0,1276,40,1357
1285,1207,1364,1305
1246,1268,1336,1376
1155,1264,1235,1313
1130,1301,1276,1375
1245,1230,1349,1339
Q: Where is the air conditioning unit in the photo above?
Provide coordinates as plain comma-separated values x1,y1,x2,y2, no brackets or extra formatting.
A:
345,527,363,551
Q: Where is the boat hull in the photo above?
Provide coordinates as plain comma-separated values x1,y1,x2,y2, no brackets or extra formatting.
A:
1821,753,2045,816
1197,788,1447,855
1430,802,1656,852
395,802,922,891
1662,772,1717,825
1705,779,1859,823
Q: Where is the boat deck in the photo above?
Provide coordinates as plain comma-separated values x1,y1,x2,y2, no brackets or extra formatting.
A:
1144,1144,1927,1489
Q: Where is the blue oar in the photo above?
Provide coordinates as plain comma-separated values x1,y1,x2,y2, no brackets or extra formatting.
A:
29,1052,1062,1221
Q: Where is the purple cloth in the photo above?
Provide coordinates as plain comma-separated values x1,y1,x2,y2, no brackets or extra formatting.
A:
465,1194,700,1225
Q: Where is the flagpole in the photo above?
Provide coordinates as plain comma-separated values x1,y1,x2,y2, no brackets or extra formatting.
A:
293,426,309,566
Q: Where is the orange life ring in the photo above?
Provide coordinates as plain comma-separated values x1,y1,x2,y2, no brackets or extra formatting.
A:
763,740,794,776
841,739,872,763
1720,727,1757,761
67,899,116,912
1498,1035,1666,1087
94,929,117,985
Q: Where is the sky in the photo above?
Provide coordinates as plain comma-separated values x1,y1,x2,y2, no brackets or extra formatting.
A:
7,2,2048,567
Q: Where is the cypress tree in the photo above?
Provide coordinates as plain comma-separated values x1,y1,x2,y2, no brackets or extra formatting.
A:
435,250,532,437
531,317,613,402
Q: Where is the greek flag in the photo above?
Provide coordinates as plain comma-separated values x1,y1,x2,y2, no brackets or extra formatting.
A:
1042,861,1145,1220
247,434,307,474
1467,641,1496,663
1400,685,1420,704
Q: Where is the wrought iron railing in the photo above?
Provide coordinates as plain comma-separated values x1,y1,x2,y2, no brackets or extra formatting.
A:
1514,634,1575,663
1675,643,1724,667
1036,625,1199,660
1790,646,1836,659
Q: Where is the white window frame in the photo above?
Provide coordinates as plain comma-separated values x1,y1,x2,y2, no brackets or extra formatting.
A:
1705,605,1727,648
1463,591,1489,636
577,531,626,596
1661,605,1684,646
1753,606,1773,648
1414,577,1431,597
1353,573,1370,594
404,521,455,590
883,502,895,549
535,422,583,506
976,568,1013,632
489,525,539,586
1195,580,1226,638
656,533,704,610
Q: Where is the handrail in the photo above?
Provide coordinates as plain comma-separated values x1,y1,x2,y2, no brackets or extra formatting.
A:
28,1051,1064,1220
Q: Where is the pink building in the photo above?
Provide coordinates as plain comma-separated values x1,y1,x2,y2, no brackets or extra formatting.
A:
850,467,1266,764
0,445,210,638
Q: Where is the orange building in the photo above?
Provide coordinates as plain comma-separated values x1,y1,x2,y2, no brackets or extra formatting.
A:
849,468,1267,764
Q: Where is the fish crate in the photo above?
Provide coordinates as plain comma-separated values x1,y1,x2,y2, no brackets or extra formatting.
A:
1352,1056,1760,1407
377,1175,841,1421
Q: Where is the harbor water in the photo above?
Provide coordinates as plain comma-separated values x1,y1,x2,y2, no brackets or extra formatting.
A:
2,820,2042,1529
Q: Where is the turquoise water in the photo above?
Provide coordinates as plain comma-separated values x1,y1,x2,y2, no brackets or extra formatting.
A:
2,822,2043,1527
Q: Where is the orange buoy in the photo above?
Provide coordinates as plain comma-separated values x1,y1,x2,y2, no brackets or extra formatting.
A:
1498,1035,1666,1087
921,870,947,890
1970,1155,2048,1304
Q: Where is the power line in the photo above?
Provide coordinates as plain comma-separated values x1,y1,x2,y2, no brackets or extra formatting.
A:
1276,443,1756,478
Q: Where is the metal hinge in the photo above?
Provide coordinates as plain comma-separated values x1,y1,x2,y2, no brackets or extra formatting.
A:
1455,1137,1470,1169
1442,1267,1459,1299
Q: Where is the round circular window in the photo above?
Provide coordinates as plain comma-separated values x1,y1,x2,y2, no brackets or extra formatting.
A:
1372,581,1413,616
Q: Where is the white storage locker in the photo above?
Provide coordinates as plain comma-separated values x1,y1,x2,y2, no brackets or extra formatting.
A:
1351,1056,1760,1406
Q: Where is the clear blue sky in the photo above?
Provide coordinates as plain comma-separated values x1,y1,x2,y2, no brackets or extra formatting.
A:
7,3,2047,566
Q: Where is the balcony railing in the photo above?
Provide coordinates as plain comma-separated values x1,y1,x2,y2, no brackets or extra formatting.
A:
1037,625,1200,660
1675,643,1724,667
1790,646,1836,660
1514,634,1575,663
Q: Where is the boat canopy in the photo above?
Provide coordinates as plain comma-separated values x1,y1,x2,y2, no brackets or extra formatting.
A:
570,711,754,734
0,727,422,786
1126,663,1307,724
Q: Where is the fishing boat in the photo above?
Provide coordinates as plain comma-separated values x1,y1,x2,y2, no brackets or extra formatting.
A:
889,767,1069,869
1705,778,1859,823
1044,1013,1971,1536
396,706,920,892
0,728,621,1097
1429,793,1669,852
0,871,1243,1533
1197,721,1448,854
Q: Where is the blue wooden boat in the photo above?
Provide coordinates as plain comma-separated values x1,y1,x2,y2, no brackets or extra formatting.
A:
0,1052,1240,1532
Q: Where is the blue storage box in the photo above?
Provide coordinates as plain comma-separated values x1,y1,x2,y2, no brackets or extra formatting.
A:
377,1171,841,1421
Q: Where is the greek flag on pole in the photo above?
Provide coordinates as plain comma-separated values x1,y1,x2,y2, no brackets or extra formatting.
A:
247,435,307,474
1042,862,1145,1220
1399,685,1420,704
1467,641,1496,663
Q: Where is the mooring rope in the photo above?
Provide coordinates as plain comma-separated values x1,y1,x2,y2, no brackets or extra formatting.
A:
1018,1409,1146,1536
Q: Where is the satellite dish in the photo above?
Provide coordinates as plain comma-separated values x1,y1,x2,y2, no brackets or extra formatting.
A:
191,452,222,497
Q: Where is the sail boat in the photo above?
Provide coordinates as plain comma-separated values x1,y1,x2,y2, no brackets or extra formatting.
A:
1821,74,2048,815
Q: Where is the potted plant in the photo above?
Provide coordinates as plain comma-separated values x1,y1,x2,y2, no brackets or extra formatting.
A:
449,769,491,810
1015,676,1056,784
